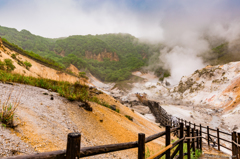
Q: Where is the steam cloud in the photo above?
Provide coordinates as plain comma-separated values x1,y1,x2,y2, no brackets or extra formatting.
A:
155,1,240,85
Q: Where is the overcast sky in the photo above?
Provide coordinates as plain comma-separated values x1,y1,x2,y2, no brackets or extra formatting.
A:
0,0,240,41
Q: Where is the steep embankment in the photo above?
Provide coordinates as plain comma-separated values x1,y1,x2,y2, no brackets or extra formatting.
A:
0,83,164,158
0,37,84,84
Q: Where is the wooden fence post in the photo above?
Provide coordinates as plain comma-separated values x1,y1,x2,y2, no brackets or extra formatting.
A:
189,122,191,128
185,120,187,127
217,128,220,151
66,132,81,159
207,126,210,146
196,129,199,149
179,123,184,159
200,124,202,151
194,123,196,130
166,125,171,159
238,133,240,159
192,128,195,156
232,132,238,159
186,125,190,159
138,133,145,159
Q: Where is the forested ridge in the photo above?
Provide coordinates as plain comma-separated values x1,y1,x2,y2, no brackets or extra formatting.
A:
0,25,238,82
0,25,161,81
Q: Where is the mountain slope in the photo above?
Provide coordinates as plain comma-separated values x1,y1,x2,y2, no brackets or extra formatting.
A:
0,37,82,83
0,36,165,158
0,26,161,82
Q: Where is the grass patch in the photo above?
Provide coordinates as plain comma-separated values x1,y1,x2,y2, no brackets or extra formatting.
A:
79,72,88,79
145,139,202,159
0,59,16,72
125,115,133,121
0,70,118,112
0,70,87,103
23,61,32,70
0,87,23,127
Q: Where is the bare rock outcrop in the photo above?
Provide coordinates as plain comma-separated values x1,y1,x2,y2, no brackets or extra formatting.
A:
67,64,80,76
85,49,119,62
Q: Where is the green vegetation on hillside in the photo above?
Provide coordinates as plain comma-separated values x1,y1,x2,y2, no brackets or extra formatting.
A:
0,70,111,107
203,42,240,66
0,26,161,82
0,59,16,72
2,38,65,70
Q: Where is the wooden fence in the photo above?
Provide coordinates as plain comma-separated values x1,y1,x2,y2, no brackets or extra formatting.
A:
2,118,239,159
177,117,240,159
3,123,202,159
135,95,173,126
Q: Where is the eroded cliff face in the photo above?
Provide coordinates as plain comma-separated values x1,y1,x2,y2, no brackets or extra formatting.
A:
85,49,119,62
67,64,80,76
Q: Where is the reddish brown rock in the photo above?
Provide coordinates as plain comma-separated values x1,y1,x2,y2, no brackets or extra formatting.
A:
85,49,119,62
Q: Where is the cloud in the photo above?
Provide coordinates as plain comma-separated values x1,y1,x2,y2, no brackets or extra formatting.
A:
145,0,240,84
0,0,164,39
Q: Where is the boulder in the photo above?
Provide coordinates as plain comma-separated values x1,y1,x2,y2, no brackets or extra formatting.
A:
79,102,92,111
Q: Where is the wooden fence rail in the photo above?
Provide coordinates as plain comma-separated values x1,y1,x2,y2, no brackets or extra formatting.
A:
2,123,202,159
2,118,238,159
177,117,239,159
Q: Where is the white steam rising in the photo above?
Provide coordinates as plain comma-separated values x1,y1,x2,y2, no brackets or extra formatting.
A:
156,1,240,85
160,47,206,85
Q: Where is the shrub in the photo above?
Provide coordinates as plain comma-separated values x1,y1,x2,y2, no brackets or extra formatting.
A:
4,59,15,72
191,149,202,159
115,109,120,113
90,96,100,103
0,103,16,127
0,88,22,127
125,115,133,121
23,61,32,70
79,72,88,79
11,54,17,59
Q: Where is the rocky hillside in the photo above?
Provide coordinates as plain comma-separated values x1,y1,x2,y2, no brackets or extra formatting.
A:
168,62,240,112
0,37,84,84
0,83,164,158
137,61,240,115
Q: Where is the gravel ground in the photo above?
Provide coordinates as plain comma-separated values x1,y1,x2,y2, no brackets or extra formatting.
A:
0,82,138,158
0,126,36,157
